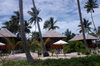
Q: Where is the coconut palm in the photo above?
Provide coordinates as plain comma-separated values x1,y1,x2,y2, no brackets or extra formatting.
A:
31,38,50,57
30,32,39,41
31,0,49,57
19,0,35,62
43,17,59,30
28,8,42,31
2,11,31,37
63,29,75,41
84,0,99,32
4,38,22,54
77,0,88,50
78,18,92,33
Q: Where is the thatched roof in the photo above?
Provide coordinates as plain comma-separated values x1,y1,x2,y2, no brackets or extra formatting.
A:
0,29,16,37
42,30,66,38
69,34,97,41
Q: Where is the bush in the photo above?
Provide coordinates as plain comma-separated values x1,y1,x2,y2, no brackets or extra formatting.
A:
3,55,100,66
64,41,88,54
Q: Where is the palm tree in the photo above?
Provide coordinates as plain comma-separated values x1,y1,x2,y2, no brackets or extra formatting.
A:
2,11,31,36
28,8,42,31
43,17,59,30
30,32,39,41
77,0,88,50
84,0,99,33
19,0,35,62
31,0,49,57
31,38,50,57
78,18,92,33
4,38,22,54
63,29,75,41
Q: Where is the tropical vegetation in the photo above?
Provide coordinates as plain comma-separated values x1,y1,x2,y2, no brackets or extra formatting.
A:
31,0,49,57
63,29,75,41
84,0,99,32
1,55,100,66
0,0,99,64
78,18,92,33
64,41,88,54
2,11,31,37
43,17,59,30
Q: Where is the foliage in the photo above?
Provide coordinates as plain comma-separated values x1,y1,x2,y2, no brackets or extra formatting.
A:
50,49,55,56
84,0,98,13
78,18,92,33
2,11,31,36
84,0,99,32
2,55,100,66
31,38,50,49
30,32,39,42
28,8,42,24
3,37,23,54
43,17,59,30
63,29,75,41
66,41,88,54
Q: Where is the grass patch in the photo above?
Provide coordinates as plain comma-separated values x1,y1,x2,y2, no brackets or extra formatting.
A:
1,55,100,66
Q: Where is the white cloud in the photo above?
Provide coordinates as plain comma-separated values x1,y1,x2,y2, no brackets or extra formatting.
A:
0,0,100,34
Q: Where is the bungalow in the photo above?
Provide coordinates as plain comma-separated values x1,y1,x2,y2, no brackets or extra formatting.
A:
0,29,16,50
42,30,66,50
69,34,97,48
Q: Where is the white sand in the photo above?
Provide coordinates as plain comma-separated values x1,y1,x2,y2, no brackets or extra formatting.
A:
0,52,86,62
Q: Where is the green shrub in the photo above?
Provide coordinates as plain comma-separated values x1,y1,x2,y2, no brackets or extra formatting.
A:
65,41,88,54
3,55,100,66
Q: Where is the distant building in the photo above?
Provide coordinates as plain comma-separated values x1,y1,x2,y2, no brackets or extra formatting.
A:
0,29,17,50
42,30,66,50
69,34,97,48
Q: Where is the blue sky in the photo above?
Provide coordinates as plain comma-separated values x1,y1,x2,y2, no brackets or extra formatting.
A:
0,0,100,34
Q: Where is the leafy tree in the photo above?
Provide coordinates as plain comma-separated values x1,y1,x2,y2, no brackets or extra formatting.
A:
31,38,50,49
63,29,75,41
2,11,19,34
30,32,39,41
78,18,92,33
43,17,59,30
31,38,50,56
65,41,88,54
84,0,99,32
4,38,23,54
2,11,31,38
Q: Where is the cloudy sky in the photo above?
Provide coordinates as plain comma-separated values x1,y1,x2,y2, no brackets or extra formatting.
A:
0,0,100,34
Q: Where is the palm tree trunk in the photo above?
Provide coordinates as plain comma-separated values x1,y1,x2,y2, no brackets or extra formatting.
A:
90,11,97,33
19,0,35,62
32,0,49,57
77,0,88,50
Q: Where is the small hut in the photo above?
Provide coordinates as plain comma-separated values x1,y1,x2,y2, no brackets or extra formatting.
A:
0,29,16,50
42,30,66,50
69,34,97,48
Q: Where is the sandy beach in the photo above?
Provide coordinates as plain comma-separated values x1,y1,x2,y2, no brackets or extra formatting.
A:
0,52,86,63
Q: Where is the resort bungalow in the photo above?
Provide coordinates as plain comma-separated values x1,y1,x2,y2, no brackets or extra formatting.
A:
42,30,66,50
69,34,97,48
0,29,16,50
